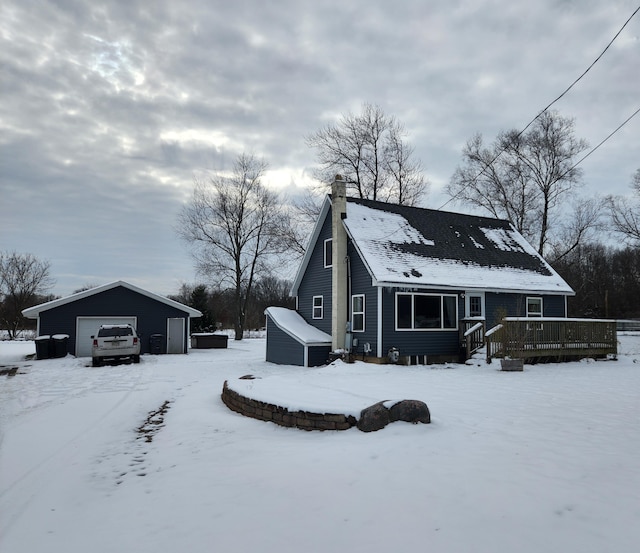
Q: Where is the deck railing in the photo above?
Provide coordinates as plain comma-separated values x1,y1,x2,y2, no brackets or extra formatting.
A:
485,318,617,363
461,318,485,358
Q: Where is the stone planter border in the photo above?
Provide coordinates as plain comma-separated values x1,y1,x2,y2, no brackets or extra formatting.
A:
221,380,357,431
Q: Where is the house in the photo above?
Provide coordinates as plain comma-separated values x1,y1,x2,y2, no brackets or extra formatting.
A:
22,280,202,357
265,176,575,366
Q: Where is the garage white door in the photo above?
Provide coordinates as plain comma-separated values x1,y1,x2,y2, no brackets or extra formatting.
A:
76,316,137,357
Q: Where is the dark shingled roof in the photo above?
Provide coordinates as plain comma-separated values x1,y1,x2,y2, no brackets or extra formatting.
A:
348,197,551,275
341,197,573,294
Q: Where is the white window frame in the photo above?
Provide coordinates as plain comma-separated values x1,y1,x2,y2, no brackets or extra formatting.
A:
526,297,543,318
395,292,458,331
351,294,365,333
324,239,332,268
466,292,485,319
312,296,323,319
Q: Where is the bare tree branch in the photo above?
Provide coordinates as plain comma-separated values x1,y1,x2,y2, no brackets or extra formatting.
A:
306,102,429,205
177,153,287,339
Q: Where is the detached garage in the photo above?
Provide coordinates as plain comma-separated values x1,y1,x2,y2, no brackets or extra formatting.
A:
22,280,202,357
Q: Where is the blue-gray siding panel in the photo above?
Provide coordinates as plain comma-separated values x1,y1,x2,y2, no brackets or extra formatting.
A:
347,241,378,357
265,315,304,365
485,293,567,328
38,286,192,355
307,346,331,367
298,214,333,334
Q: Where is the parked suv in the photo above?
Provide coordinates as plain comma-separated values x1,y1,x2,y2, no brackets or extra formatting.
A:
92,324,141,366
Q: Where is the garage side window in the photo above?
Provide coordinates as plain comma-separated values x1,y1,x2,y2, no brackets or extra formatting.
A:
313,296,323,319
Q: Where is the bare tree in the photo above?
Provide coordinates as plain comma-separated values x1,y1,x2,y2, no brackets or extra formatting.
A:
306,103,428,205
177,153,288,340
277,187,325,258
0,251,55,338
448,111,590,256
608,169,640,244
547,197,605,263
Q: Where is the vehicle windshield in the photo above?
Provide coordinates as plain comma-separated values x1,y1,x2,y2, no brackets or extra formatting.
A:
98,327,133,337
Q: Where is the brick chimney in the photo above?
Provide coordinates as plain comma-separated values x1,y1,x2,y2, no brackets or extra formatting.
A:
331,175,348,351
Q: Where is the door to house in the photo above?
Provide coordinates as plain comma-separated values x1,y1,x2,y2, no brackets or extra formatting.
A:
167,318,185,354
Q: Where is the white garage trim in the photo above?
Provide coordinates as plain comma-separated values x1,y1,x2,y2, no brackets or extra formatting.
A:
76,316,137,358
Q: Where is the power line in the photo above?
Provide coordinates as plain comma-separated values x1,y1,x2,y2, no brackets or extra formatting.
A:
562,106,640,179
521,4,640,136
438,5,640,210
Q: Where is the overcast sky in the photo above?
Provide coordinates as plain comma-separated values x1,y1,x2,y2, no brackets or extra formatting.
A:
2,0,638,298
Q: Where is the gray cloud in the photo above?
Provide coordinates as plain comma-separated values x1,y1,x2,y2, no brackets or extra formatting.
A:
1,0,638,296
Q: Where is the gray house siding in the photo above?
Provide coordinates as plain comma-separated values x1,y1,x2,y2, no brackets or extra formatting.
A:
38,286,191,355
380,287,464,359
485,293,567,328
297,214,333,334
347,240,379,357
265,314,304,365
307,345,332,367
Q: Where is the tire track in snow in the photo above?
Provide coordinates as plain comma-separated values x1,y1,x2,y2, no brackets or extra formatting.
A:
0,360,150,538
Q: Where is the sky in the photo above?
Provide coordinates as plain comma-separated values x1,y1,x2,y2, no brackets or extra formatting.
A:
1,0,639,298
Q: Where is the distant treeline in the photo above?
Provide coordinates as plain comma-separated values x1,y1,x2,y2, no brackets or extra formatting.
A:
553,244,640,320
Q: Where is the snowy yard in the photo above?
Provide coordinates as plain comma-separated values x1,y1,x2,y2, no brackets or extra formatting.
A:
1,335,639,553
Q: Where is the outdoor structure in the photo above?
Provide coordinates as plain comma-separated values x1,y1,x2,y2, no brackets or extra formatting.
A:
22,280,202,357
266,177,616,367
264,306,331,367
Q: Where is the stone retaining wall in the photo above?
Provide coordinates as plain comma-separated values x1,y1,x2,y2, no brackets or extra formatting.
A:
221,380,357,431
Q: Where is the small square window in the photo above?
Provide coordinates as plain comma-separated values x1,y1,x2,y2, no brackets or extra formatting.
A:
527,297,542,317
313,296,323,319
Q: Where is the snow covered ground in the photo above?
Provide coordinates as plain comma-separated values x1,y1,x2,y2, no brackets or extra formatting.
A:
1,335,639,553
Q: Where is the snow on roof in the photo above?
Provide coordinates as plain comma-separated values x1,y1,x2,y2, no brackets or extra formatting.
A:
342,199,574,295
265,307,331,346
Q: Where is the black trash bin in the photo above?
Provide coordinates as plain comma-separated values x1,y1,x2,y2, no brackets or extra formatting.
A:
149,334,165,354
35,335,52,360
52,334,69,358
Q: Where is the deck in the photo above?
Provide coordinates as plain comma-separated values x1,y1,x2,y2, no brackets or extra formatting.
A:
461,318,618,363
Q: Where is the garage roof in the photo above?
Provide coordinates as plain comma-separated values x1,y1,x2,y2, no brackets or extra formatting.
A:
22,280,202,318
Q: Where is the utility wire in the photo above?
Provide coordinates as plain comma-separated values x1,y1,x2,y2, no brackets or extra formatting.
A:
560,106,640,180
439,5,640,210
520,4,640,136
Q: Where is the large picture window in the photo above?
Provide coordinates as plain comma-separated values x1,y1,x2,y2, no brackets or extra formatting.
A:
351,294,365,332
312,296,323,319
396,293,457,330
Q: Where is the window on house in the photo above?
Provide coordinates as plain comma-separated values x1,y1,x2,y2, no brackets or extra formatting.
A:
352,294,365,332
312,296,323,319
527,297,543,317
469,295,483,318
324,239,332,268
396,293,458,330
